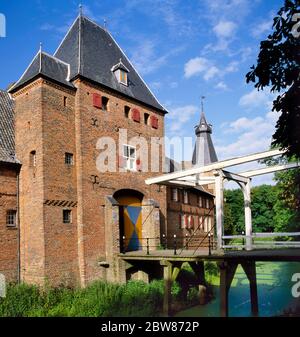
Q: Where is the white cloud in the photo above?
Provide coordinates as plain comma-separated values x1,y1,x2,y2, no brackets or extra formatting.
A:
213,20,237,38
215,81,229,91
167,105,198,132
251,11,275,38
239,89,274,109
184,57,210,78
203,66,219,81
184,57,238,80
251,19,272,38
216,109,278,159
225,61,239,73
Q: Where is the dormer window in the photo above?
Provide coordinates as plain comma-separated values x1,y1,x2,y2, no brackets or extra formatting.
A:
111,58,129,86
119,70,127,85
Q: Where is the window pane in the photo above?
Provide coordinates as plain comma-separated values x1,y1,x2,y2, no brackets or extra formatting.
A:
129,147,135,158
6,210,16,226
63,210,71,224
123,145,129,157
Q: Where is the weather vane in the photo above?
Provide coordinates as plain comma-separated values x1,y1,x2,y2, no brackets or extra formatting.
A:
201,96,206,113
79,4,83,16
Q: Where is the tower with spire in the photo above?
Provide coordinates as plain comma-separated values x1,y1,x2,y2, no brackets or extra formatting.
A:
192,97,218,167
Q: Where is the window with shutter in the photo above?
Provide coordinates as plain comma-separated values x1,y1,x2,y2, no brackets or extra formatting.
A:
93,93,102,109
151,116,158,129
132,108,140,122
136,158,142,171
122,144,136,171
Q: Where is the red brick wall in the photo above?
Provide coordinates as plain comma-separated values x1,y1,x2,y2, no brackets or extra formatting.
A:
0,164,18,282
73,79,167,285
13,77,167,286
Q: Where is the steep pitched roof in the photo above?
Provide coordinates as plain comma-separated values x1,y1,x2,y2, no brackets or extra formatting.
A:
9,51,74,92
54,15,167,113
0,90,19,164
192,112,218,167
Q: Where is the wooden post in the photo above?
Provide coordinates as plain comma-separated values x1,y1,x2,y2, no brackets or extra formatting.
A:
214,172,224,250
241,261,259,317
160,260,173,316
218,261,238,317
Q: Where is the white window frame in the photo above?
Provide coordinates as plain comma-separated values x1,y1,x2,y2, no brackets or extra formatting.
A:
198,196,203,208
206,198,210,209
6,210,17,227
171,188,178,202
183,190,189,204
123,144,136,171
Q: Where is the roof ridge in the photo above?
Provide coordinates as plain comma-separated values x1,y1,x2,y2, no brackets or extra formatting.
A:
9,50,40,92
53,15,80,57
41,51,70,67
81,15,107,33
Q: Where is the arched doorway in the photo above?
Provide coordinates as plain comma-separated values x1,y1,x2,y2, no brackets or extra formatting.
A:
114,189,144,252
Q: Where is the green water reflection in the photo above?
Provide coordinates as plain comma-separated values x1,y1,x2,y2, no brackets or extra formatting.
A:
176,262,300,317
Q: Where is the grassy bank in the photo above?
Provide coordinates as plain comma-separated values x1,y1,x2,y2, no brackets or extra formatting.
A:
0,279,200,317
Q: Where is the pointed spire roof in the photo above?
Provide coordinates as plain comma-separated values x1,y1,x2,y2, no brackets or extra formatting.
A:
195,112,212,135
192,110,218,167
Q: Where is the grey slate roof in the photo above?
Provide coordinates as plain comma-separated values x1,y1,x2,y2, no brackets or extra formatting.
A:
10,14,167,113
192,112,218,167
54,15,167,113
0,90,19,164
10,51,74,92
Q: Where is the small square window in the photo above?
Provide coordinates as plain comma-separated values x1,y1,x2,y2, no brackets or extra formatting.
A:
63,210,72,224
144,113,150,125
102,96,109,111
65,153,74,165
124,106,130,118
30,151,36,167
6,210,17,227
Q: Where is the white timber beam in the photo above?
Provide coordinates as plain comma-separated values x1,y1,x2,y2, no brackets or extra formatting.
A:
243,179,253,251
239,162,300,178
145,149,284,185
168,181,196,187
214,171,224,250
221,170,250,184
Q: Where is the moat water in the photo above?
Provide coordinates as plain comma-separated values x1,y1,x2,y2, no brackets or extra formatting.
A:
176,262,300,317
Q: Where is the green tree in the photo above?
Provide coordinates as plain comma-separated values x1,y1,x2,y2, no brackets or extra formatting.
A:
273,167,300,232
224,189,245,233
251,185,278,232
224,185,284,234
246,0,300,158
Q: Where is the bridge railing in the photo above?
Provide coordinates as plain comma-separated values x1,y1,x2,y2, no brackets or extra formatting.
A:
222,232,300,250
118,233,214,256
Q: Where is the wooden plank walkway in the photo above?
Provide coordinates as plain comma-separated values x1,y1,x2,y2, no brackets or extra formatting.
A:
120,248,300,262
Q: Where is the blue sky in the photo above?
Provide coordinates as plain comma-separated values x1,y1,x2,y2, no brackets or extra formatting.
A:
0,0,284,185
